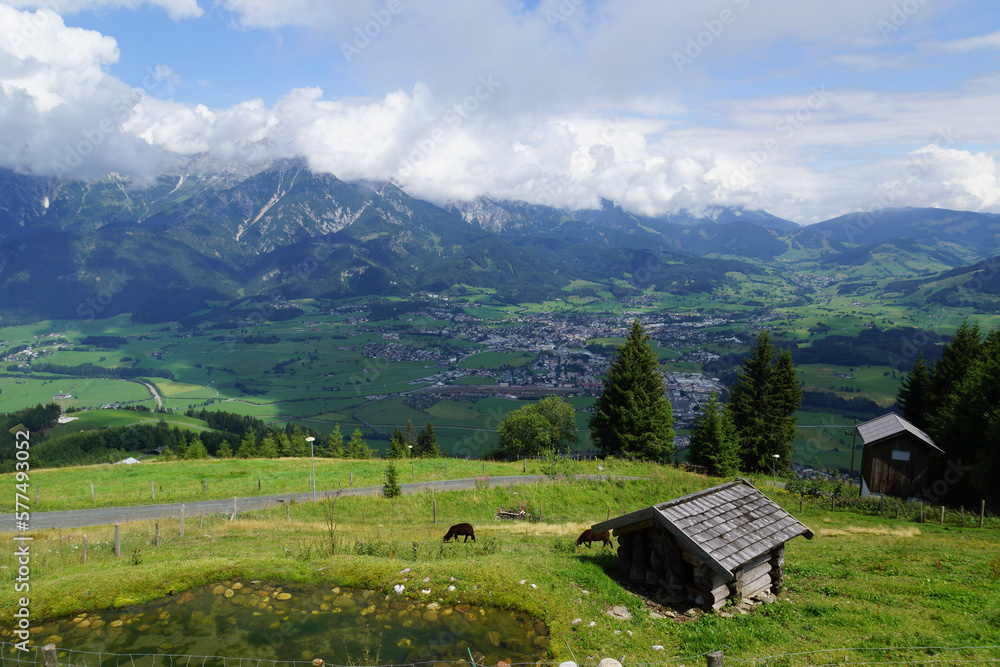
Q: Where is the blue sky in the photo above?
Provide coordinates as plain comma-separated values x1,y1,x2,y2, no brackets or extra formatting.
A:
2,0,1000,223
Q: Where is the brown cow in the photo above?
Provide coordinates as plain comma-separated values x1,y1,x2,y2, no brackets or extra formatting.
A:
443,523,476,543
576,528,612,548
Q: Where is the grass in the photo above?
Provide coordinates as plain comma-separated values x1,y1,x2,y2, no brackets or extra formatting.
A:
1,465,998,665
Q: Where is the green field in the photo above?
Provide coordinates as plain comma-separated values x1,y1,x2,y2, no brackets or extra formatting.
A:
1,462,997,665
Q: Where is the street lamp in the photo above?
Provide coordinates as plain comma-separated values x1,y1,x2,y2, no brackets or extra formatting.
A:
771,454,780,485
306,436,316,503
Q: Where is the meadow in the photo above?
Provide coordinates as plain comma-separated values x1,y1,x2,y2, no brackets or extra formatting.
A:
1,462,998,666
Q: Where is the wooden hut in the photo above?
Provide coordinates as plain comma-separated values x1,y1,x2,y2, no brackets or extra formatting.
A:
591,479,812,611
858,413,943,500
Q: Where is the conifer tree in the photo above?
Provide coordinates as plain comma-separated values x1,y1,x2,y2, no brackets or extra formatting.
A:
687,392,740,477
415,422,441,458
897,354,933,430
345,428,371,459
383,461,401,498
217,439,234,458
236,431,258,459
327,424,344,458
727,332,801,473
387,428,408,459
588,319,675,461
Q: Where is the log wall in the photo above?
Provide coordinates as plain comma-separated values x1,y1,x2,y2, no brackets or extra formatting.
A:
616,526,786,611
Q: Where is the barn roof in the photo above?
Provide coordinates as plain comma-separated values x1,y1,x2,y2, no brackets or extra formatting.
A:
591,479,812,580
857,413,943,453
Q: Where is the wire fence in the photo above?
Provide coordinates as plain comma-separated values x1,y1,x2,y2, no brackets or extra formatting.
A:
3,643,999,667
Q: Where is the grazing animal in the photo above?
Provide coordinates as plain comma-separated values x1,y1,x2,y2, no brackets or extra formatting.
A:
443,522,476,543
576,528,612,548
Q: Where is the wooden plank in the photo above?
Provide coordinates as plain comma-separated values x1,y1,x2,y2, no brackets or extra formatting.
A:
738,571,772,598
736,561,772,585
611,517,655,537
654,511,733,579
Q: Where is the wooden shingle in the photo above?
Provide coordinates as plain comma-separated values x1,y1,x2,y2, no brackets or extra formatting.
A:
594,479,813,579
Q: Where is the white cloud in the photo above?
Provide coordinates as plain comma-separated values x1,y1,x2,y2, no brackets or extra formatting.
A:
5,0,201,20
931,30,1000,53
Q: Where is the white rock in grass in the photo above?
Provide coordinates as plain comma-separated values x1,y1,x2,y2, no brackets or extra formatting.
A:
421,589,431,595
571,618,582,626
588,621,596,628
393,585,405,594
530,584,538,589
447,585,456,592
597,659,622,667
520,580,527,585
652,645,665,651
558,662,577,667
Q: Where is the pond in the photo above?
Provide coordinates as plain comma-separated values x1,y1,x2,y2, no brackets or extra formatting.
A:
23,580,548,666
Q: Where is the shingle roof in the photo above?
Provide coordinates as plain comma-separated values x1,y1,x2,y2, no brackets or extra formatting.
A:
592,479,813,579
857,413,943,453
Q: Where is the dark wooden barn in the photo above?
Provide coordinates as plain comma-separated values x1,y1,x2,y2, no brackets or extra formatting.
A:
591,479,812,611
858,413,943,500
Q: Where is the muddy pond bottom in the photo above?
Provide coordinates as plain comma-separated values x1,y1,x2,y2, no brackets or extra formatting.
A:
28,580,548,665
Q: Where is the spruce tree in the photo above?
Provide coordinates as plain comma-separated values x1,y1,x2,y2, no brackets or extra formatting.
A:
345,428,371,459
415,422,441,458
382,461,401,498
727,331,801,473
387,428,407,459
588,319,675,461
897,354,933,430
327,424,344,458
687,392,739,477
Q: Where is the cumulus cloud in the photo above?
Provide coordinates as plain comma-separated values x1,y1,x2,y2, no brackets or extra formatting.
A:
2,0,1000,223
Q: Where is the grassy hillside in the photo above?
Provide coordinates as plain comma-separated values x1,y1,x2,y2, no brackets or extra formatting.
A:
1,463,997,664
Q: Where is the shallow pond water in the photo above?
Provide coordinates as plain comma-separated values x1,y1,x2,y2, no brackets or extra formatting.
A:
25,580,548,666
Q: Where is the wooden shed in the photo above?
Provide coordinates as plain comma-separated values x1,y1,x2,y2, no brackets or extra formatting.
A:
858,413,943,500
591,479,812,611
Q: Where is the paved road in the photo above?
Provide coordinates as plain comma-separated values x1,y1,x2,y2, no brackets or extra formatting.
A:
4,474,549,530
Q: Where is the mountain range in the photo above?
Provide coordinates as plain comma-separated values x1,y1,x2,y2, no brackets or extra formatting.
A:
1,159,998,324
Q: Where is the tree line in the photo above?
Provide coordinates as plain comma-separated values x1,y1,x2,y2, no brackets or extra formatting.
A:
897,319,1000,506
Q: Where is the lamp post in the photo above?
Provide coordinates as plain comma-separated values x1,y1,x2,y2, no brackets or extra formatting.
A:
771,454,780,485
306,436,316,503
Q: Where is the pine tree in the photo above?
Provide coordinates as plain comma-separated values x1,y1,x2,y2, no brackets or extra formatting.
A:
727,332,801,473
415,422,441,458
387,428,408,459
327,424,344,458
588,319,675,461
346,428,371,459
383,461,401,498
236,432,259,459
687,392,740,477
217,439,234,458
897,354,933,430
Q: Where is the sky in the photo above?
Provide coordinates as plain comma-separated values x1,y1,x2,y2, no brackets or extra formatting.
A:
2,0,1000,223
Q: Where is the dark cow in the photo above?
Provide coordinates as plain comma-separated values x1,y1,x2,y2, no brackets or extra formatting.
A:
443,522,476,543
576,528,612,548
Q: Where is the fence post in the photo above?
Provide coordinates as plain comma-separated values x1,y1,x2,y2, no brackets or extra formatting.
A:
433,499,437,524
940,506,945,526
152,481,155,501
203,478,207,495
200,512,204,528
91,482,95,503
961,506,965,528
155,522,160,547
981,500,986,528
42,644,58,667
180,505,185,538
258,476,261,491
82,535,87,564
286,501,290,522
231,497,237,521
114,524,121,557
707,650,724,667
